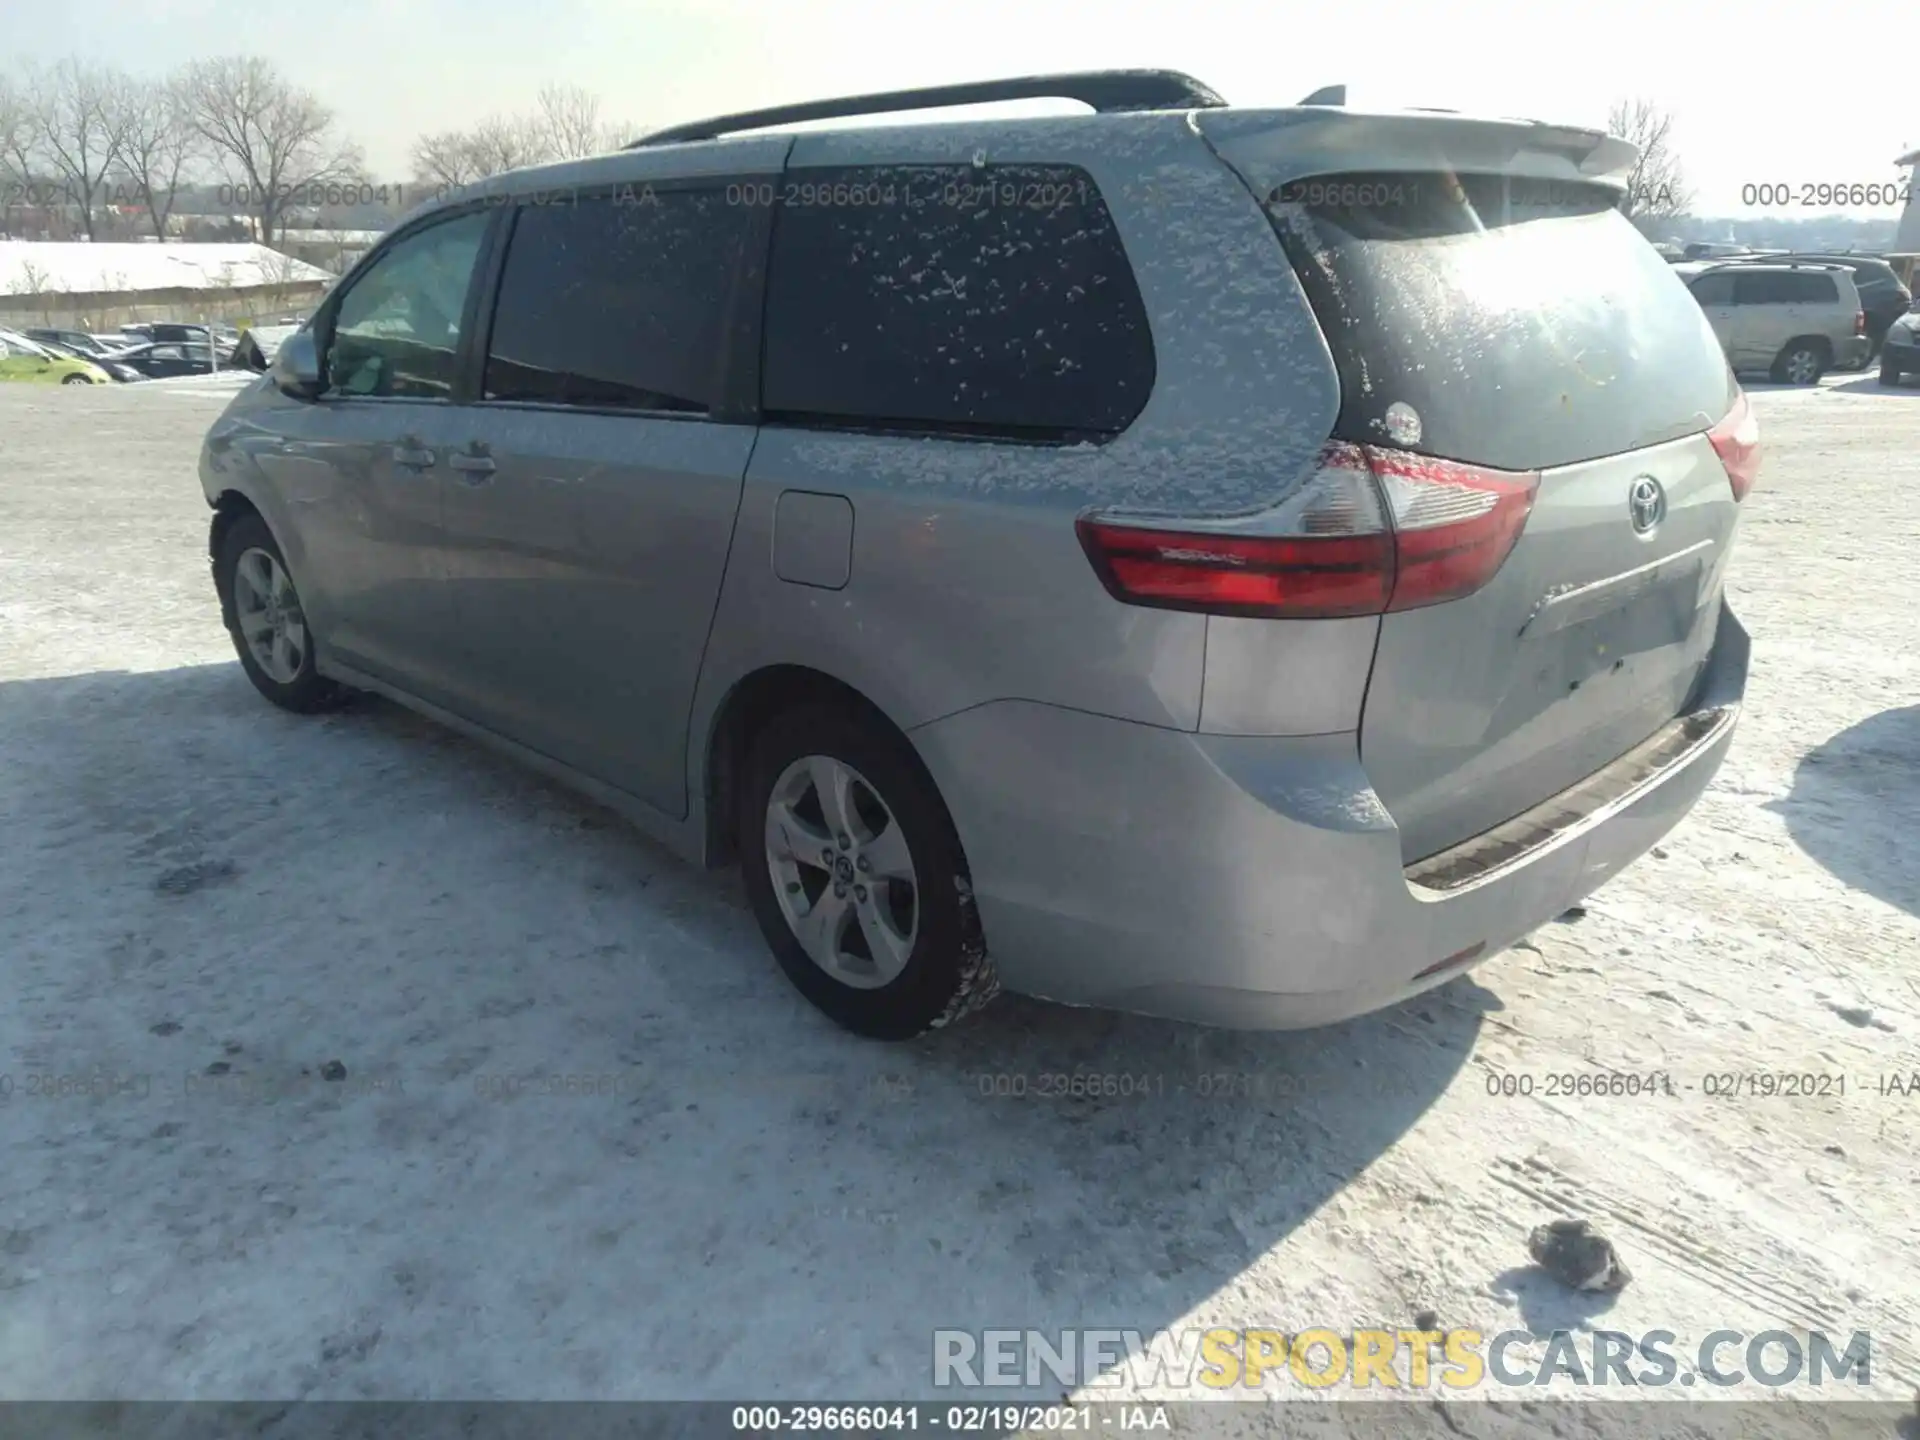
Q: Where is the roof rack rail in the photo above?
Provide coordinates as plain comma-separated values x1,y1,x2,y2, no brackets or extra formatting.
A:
625,70,1227,148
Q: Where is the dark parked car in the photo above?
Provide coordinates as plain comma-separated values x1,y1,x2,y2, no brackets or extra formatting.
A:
115,341,219,378
1753,255,1913,359
23,327,124,362
120,322,243,361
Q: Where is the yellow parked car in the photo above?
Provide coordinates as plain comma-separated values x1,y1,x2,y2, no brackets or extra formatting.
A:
0,328,111,384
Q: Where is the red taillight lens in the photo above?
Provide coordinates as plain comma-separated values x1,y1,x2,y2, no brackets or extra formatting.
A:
1077,442,1539,620
1706,391,1761,502
1855,310,1867,336
1363,447,1540,612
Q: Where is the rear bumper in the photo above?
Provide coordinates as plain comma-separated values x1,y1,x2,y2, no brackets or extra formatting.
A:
910,603,1747,1030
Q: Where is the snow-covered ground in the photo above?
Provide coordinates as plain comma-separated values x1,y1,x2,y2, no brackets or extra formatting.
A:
0,376,1915,1423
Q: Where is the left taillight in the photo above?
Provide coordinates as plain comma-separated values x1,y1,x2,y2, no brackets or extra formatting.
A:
1076,441,1539,620
1706,390,1761,502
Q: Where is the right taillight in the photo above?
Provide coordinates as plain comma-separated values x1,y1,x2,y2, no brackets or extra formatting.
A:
1707,390,1761,502
1076,441,1539,620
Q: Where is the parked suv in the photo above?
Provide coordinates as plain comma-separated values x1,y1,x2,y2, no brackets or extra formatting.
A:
1675,260,1868,383
200,72,1754,1038
1758,254,1912,362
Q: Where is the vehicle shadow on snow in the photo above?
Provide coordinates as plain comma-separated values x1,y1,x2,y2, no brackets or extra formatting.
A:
0,661,1493,1403
1774,705,1920,917
1822,371,1920,396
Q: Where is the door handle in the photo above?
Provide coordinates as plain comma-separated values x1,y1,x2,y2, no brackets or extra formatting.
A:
448,451,497,482
392,442,437,470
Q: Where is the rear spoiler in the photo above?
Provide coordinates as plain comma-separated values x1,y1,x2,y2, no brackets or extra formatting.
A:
1193,107,1635,198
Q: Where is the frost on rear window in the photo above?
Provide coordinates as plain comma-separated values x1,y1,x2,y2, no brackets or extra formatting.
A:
1267,171,1736,471
761,163,1154,439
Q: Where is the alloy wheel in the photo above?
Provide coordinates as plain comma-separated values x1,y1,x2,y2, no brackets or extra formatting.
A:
232,547,307,684
763,754,919,989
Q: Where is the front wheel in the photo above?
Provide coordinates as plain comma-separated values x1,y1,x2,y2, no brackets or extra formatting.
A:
739,703,998,1040
215,513,344,713
60,373,92,385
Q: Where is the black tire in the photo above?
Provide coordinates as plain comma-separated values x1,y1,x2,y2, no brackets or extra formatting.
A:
1881,355,1903,387
60,373,92,385
214,513,345,713
738,702,998,1040
1770,340,1827,385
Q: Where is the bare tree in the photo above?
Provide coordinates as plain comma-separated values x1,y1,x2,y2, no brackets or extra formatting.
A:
536,83,612,161
471,113,555,175
0,71,35,236
0,72,33,188
1606,98,1693,228
410,112,553,190
181,56,363,245
116,72,202,242
410,128,486,189
28,59,133,240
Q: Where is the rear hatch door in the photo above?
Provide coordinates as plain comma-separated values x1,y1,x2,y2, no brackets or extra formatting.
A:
1200,111,1744,860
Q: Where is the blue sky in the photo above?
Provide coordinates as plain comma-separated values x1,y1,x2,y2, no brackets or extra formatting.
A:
11,0,1917,218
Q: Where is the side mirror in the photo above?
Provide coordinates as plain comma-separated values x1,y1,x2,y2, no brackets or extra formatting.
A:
272,329,323,400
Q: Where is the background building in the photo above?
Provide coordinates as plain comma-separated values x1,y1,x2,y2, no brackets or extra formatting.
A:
1894,147,1920,256
0,242,336,331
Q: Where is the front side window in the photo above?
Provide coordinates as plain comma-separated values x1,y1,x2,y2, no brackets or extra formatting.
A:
482,189,749,414
761,163,1154,439
326,210,491,400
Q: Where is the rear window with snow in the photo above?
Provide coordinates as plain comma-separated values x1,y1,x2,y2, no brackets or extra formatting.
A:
1269,172,1737,471
760,164,1153,441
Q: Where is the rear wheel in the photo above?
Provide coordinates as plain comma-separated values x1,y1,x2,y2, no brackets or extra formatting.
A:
1771,341,1827,385
739,703,997,1040
215,513,344,713
60,373,92,385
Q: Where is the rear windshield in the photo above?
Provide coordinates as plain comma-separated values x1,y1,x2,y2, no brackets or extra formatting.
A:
1268,172,1737,472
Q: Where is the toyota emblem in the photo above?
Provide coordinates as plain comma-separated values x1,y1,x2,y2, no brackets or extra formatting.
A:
1628,476,1666,535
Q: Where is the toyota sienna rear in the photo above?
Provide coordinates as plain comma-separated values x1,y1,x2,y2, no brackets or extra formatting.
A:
203,73,1752,1037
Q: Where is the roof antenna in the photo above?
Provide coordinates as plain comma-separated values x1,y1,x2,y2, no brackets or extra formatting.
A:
1298,84,1346,106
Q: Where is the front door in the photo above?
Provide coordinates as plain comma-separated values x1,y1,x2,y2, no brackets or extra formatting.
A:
435,182,767,817
286,207,493,695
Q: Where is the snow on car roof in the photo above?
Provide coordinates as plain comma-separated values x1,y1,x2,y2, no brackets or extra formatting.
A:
0,242,335,297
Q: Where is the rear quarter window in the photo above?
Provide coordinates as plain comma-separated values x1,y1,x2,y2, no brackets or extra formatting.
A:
760,163,1153,440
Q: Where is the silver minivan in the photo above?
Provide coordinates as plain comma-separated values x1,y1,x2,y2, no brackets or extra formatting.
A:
200,72,1755,1039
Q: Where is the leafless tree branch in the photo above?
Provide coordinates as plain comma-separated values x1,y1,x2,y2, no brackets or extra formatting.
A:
29,59,134,240
180,56,363,246
1607,97,1693,229
115,71,204,242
